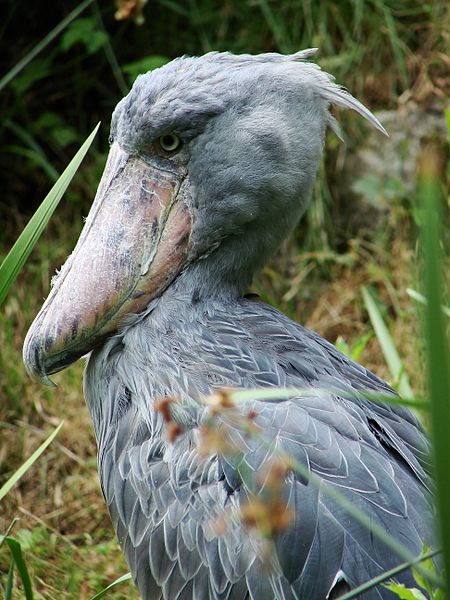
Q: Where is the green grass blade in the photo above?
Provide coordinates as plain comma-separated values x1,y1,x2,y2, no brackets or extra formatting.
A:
257,0,293,53
0,518,19,550
92,2,128,96
420,153,450,592
0,0,95,92
337,548,441,600
372,0,408,88
5,562,14,600
0,123,99,306
384,582,427,599
5,537,33,600
0,422,63,502
406,288,450,318
3,145,59,182
5,120,60,181
89,573,132,600
362,286,414,400
230,386,428,410
444,107,450,143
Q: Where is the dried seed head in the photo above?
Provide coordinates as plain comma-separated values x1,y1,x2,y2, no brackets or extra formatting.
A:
240,497,293,539
198,424,234,457
115,0,148,24
155,396,184,442
264,457,292,487
166,422,183,443
154,396,176,422
205,389,235,414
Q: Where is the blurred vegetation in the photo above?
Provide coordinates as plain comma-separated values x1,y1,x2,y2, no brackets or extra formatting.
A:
0,0,449,597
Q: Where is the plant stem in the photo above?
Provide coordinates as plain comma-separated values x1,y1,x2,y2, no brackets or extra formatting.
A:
0,0,95,92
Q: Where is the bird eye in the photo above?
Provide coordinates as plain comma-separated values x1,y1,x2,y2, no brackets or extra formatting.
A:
158,133,182,153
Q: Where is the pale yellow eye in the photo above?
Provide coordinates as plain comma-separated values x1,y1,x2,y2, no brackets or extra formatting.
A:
158,133,181,153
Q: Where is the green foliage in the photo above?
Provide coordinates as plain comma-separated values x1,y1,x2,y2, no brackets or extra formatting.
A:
3,537,34,600
362,286,414,400
0,424,63,599
385,546,445,600
406,288,450,319
353,174,407,206
5,563,14,600
61,17,108,54
0,124,99,307
384,583,428,600
0,120,106,598
4,119,60,182
0,526,134,599
35,113,80,149
335,332,372,361
0,0,95,93
420,151,450,593
122,56,171,85
337,547,442,600
412,548,446,600
0,423,63,502
89,573,133,600
9,56,55,97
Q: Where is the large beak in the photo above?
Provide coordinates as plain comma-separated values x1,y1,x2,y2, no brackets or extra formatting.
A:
23,142,192,384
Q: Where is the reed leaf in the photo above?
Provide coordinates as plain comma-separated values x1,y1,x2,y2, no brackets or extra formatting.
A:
5,563,14,600
362,286,414,400
89,573,132,600
4,537,33,600
0,422,63,503
0,0,95,92
420,150,450,591
0,124,99,307
229,386,427,410
406,288,450,318
337,548,441,600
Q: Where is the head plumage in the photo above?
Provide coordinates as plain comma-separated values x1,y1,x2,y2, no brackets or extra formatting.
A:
112,49,386,147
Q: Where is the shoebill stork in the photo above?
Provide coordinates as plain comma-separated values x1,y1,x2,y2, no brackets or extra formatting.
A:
24,51,435,599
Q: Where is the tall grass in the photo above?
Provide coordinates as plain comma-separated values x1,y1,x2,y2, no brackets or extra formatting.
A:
420,147,450,592
0,0,95,93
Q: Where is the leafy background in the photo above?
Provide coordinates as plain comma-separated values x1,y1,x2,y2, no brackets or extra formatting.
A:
0,0,448,597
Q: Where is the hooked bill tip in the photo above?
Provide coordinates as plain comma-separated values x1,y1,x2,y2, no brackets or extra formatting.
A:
42,374,57,388
23,332,56,387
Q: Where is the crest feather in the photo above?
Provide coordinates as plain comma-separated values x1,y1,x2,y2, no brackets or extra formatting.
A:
287,49,387,136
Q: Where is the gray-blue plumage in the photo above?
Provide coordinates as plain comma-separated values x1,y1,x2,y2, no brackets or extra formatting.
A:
24,51,436,599
86,293,433,599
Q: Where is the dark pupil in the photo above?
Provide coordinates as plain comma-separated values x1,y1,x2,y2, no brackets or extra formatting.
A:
162,135,176,148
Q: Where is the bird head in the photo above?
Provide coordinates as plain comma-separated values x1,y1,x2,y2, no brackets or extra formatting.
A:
23,50,385,383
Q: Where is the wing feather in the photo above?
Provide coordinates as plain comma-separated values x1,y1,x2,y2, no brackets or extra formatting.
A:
87,296,436,599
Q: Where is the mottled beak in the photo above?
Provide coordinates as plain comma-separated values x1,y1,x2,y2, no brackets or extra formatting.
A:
23,142,192,384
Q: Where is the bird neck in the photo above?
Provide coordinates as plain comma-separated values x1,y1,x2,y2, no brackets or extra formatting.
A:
165,263,247,305
170,242,256,303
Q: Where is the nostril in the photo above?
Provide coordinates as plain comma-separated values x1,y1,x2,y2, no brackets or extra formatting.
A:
44,333,55,353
